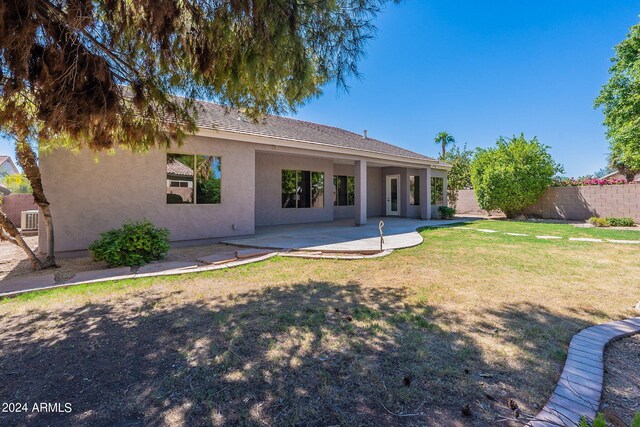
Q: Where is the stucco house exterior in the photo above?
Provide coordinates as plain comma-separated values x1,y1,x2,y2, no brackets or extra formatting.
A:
0,155,19,178
39,101,450,253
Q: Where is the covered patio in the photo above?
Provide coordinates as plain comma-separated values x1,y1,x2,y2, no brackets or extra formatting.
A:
221,216,472,252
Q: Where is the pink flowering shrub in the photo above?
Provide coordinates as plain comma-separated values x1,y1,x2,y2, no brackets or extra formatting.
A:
553,177,631,187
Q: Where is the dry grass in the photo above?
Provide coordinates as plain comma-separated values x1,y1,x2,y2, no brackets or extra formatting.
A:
1,221,639,426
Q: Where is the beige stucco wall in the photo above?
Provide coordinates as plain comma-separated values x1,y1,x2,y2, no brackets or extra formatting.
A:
380,167,408,217
254,152,334,226
330,163,384,219
39,136,256,252
366,167,383,217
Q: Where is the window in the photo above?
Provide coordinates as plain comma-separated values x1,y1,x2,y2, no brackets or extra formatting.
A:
282,170,325,208
195,155,222,204
333,175,355,206
431,177,444,205
410,176,420,205
166,154,221,204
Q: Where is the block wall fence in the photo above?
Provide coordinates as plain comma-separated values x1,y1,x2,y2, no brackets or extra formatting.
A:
0,193,38,226
455,185,640,223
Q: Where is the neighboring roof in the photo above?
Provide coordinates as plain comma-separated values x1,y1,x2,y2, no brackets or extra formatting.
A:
602,171,620,179
194,101,444,165
0,156,19,174
603,170,640,181
0,184,9,195
166,157,194,177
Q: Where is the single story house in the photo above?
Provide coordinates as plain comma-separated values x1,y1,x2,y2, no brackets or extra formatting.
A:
0,155,19,178
39,101,451,253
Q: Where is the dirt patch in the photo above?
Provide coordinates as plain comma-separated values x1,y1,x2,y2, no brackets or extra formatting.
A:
600,334,640,425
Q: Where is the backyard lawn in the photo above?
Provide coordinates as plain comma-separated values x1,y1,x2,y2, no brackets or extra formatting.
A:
1,220,639,426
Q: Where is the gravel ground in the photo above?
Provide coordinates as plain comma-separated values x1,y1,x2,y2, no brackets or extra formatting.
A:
0,236,243,282
600,334,640,426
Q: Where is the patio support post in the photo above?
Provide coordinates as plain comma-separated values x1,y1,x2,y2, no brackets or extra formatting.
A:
420,167,432,220
354,159,367,225
442,174,448,207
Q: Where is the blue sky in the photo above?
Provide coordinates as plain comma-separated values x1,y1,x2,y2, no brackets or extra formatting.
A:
290,0,639,177
1,1,638,177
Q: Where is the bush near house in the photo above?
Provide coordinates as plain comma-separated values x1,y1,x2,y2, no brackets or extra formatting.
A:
470,134,563,218
89,220,170,267
438,206,456,219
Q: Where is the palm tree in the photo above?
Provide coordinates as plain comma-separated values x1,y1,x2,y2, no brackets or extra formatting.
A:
434,132,455,159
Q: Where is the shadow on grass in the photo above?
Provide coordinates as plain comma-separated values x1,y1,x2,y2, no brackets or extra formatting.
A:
0,282,595,426
417,221,473,233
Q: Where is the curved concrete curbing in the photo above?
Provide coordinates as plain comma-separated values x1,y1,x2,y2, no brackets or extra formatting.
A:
280,249,393,260
529,317,640,426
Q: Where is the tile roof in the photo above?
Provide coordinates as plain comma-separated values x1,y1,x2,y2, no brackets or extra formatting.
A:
194,101,441,164
166,157,194,177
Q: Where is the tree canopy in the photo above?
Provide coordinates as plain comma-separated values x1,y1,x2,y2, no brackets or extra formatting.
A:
0,0,398,269
595,21,640,171
434,131,455,159
1,173,32,193
441,143,473,206
470,134,562,218
0,0,397,151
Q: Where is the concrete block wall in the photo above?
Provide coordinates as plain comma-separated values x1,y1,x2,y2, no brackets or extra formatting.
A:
455,185,640,222
0,194,38,226
455,189,483,214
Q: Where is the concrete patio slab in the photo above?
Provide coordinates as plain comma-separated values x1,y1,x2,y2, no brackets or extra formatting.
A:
221,217,475,252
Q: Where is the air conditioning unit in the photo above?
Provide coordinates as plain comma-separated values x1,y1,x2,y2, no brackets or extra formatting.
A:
21,210,39,231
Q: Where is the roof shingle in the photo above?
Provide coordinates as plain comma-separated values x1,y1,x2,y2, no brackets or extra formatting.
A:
194,101,439,163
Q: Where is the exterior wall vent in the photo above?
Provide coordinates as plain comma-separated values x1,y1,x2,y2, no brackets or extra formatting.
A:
21,210,39,231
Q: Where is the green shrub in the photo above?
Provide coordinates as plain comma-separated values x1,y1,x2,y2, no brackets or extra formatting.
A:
438,205,456,219
588,217,610,227
89,220,170,267
470,134,563,218
606,217,635,227
579,413,606,427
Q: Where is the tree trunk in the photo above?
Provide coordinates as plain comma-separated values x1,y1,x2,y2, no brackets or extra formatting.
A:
15,139,57,268
625,171,637,182
442,142,446,159
0,208,43,270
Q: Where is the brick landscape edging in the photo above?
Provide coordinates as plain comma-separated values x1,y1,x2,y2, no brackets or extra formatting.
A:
529,317,640,426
